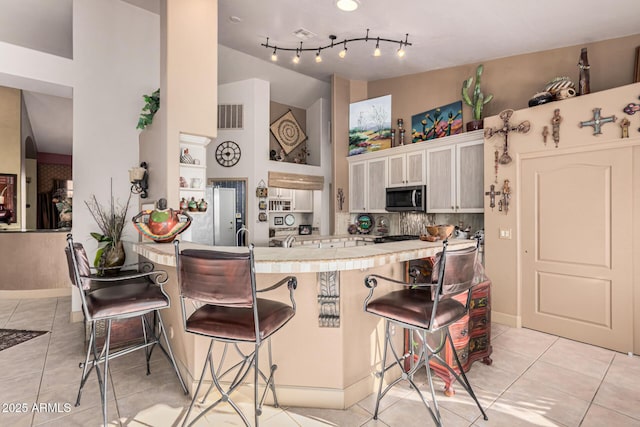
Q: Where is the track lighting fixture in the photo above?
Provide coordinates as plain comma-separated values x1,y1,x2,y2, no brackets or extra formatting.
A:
339,41,348,58
373,38,381,57
261,30,411,63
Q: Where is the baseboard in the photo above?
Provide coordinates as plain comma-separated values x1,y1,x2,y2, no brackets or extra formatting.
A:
492,311,521,328
0,288,71,299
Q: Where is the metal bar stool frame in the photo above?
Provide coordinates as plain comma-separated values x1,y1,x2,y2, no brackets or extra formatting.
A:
65,234,188,425
363,240,488,426
174,241,297,427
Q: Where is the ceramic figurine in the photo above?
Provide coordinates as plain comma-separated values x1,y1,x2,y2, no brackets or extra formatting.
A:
188,197,198,212
179,197,188,212
198,198,208,212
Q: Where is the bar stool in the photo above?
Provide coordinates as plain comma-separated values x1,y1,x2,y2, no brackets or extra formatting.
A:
174,241,297,427
363,240,488,426
65,234,187,425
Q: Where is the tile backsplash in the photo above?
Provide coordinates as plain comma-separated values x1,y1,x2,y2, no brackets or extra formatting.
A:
347,212,483,236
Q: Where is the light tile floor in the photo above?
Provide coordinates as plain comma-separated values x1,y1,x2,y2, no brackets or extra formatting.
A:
1,296,639,426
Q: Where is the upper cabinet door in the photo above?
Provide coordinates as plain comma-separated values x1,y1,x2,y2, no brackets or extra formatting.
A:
388,150,425,187
293,189,313,212
405,150,425,186
367,157,388,212
387,154,406,187
456,140,484,212
426,146,455,212
349,161,367,212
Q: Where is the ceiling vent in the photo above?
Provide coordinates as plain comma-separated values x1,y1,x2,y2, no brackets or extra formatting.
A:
218,104,243,129
292,28,317,40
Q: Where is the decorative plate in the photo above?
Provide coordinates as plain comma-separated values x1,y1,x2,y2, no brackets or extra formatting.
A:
356,214,373,234
284,214,295,226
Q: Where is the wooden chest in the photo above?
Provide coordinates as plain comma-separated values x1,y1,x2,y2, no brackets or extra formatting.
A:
405,258,492,396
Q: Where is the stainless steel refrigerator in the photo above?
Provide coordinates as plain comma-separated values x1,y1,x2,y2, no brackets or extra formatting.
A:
184,186,237,246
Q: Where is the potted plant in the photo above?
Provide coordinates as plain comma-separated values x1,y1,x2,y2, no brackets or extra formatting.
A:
461,64,493,131
85,188,132,275
136,88,160,130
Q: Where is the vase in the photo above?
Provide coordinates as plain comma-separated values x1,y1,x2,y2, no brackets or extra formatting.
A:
466,120,484,131
99,241,125,275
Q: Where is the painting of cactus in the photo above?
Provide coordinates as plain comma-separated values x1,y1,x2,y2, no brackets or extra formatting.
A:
348,95,392,156
462,64,493,121
411,101,463,142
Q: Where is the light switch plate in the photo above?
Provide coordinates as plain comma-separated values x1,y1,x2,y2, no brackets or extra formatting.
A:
499,228,512,239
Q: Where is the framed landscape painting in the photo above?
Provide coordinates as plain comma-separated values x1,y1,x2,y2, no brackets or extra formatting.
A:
411,100,463,142
349,94,392,156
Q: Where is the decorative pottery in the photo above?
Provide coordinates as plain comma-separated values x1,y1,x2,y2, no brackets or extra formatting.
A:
197,198,208,212
528,91,554,107
179,197,188,212
188,197,198,212
544,77,575,97
426,224,455,240
180,148,194,164
466,120,483,131
98,240,125,275
179,176,188,188
132,198,192,243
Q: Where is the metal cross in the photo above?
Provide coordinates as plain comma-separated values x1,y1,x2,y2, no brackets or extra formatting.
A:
484,109,531,165
579,108,617,136
484,184,502,210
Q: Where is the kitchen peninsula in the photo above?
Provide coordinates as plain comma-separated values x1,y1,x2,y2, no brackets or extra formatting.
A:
133,237,476,409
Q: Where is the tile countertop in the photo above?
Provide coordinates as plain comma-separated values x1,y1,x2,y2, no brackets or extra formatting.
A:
132,238,476,274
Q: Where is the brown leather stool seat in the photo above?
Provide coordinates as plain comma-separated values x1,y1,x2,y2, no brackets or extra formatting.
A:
366,289,466,330
175,242,297,427
85,280,171,319
363,241,488,426
185,298,294,341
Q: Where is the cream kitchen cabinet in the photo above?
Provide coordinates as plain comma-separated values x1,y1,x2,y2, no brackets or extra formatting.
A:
387,150,425,187
292,189,313,212
268,188,313,212
348,157,388,213
426,139,484,213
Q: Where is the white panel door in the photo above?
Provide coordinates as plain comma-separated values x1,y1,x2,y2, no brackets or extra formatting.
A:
521,148,633,352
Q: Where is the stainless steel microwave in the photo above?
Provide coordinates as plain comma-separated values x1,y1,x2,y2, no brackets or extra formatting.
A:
385,185,426,212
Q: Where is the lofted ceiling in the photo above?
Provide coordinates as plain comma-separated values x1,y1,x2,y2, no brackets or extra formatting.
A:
3,0,640,155
218,0,640,82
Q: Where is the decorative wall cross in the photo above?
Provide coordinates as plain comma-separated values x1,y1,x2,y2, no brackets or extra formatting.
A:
579,108,616,136
484,109,531,165
485,184,501,210
551,109,562,148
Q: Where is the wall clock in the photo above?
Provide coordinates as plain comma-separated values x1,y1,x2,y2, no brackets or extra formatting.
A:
215,140,241,167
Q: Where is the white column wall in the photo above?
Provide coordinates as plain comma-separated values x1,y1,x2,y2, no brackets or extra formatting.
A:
72,0,160,312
